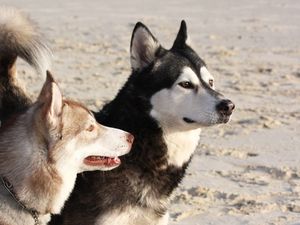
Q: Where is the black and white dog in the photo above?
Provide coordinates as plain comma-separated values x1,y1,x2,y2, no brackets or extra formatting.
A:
52,21,235,225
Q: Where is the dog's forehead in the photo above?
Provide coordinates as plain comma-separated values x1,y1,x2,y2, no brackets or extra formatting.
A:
62,100,94,126
174,45,215,84
173,45,206,72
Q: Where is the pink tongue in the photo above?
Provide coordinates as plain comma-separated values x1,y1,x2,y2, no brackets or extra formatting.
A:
84,156,121,167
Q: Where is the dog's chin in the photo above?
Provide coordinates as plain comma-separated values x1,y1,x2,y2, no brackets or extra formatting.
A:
81,165,121,172
96,165,120,171
82,164,121,172
217,115,231,124
183,117,214,127
183,115,231,127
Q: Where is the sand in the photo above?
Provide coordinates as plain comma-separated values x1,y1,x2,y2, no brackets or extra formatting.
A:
2,0,300,224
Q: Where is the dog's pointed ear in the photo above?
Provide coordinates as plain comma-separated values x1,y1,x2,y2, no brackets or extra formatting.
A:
130,22,161,71
38,71,63,130
172,20,189,49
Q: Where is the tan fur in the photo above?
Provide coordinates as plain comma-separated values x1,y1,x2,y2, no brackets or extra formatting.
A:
28,165,62,213
0,6,51,73
0,72,133,225
0,6,51,123
0,7,133,224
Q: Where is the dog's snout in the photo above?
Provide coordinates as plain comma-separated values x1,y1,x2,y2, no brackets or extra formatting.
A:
126,133,134,144
216,99,235,115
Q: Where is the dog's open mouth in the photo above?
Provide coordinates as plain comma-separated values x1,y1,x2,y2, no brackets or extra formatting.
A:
84,156,121,167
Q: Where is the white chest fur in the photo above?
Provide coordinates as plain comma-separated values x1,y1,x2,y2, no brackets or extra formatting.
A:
95,207,169,225
162,128,201,167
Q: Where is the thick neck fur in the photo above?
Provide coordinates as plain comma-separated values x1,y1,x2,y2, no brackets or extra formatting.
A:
0,106,62,215
161,125,201,168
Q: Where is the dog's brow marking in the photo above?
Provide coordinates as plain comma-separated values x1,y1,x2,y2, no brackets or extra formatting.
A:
200,67,214,84
179,67,200,85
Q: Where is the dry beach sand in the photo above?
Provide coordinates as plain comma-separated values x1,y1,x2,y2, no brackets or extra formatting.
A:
2,0,300,224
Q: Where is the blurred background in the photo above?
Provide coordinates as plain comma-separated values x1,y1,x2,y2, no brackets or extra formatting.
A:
2,0,300,224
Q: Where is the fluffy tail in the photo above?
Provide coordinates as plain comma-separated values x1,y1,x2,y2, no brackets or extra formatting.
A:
0,6,51,123
0,6,52,73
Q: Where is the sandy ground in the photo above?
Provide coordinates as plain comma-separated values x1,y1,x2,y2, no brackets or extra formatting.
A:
2,0,300,224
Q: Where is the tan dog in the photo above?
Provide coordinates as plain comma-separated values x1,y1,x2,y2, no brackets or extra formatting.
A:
0,6,133,225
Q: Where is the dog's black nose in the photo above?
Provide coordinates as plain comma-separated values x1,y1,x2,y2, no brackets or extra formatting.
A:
216,99,235,115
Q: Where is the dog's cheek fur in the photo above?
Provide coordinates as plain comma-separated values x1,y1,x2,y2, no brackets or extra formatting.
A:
149,66,220,128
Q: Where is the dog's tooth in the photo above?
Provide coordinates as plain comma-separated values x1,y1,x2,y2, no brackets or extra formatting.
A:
113,157,121,164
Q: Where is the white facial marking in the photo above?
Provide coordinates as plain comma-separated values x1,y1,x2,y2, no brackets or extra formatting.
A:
177,67,200,86
150,66,219,129
200,66,214,89
150,66,221,166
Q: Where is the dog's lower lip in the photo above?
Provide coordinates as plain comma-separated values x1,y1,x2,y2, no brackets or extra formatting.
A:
84,156,121,167
183,117,196,123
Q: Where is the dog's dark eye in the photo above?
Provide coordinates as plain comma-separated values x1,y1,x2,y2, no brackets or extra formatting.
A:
178,81,194,89
86,124,95,132
208,79,214,87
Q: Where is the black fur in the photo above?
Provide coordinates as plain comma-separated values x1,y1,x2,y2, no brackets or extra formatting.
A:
50,20,210,225
0,56,32,123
